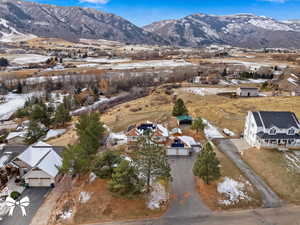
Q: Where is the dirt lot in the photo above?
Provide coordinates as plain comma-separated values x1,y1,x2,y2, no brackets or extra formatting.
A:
242,148,300,205
196,142,262,211
53,176,166,225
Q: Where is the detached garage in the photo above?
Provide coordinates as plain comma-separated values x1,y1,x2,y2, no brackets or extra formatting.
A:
167,136,201,156
12,141,62,187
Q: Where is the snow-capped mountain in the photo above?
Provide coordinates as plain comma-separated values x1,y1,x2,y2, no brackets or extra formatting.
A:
144,13,300,48
0,0,168,45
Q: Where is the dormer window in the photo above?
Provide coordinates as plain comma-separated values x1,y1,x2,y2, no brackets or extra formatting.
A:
288,128,295,135
270,128,276,135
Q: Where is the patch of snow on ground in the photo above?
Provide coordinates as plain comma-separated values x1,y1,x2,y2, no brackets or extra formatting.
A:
98,60,193,70
218,177,250,206
0,92,40,121
284,152,300,172
10,54,50,65
109,132,127,145
183,87,234,96
223,128,236,137
60,209,72,220
148,182,168,210
79,192,92,204
203,119,224,140
89,172,97,183
84,57,131,63
43,129,66,141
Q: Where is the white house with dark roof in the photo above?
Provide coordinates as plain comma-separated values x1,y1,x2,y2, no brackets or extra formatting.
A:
244,111,300,150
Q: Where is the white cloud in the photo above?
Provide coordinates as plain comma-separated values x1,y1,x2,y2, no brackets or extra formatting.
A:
79,0,109,4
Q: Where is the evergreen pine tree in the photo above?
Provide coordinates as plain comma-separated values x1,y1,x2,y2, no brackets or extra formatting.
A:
191,117,206,133
109,160,143,196
93,150,122,178
193,142,221,184
172,98,189,116
134,133,171,193
25,120,46,144
54,104,71,127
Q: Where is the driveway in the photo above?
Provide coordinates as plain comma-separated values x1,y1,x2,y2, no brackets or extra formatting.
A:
164,156,212,219
214,139,281,208
0,188,50,225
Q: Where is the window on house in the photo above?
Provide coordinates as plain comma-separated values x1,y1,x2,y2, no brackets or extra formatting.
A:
288,128,295,135
270,128,276,135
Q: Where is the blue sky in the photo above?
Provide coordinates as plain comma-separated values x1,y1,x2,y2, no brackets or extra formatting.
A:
31,0,300,26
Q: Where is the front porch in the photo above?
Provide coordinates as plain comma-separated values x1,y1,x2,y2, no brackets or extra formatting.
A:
258,137,299,150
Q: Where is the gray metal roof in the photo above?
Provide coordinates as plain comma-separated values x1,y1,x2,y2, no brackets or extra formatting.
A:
253,111,300,129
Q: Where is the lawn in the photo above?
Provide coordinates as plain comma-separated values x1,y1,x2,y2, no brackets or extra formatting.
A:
242,148,300,204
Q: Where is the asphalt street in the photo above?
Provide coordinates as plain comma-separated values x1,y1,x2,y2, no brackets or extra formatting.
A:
0,187,50,225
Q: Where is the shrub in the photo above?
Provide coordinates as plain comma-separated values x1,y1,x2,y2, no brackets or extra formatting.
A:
10,191,21,200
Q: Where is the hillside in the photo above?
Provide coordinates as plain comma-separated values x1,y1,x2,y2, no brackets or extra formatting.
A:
0,0,168,45
144,13,300,48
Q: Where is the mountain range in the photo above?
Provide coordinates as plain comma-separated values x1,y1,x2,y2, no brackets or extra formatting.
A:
1,0,300,49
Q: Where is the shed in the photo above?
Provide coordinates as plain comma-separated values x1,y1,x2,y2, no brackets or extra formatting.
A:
236,87,259,97
176,115,193,126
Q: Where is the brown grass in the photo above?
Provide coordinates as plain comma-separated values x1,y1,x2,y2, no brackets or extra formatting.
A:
196,144,262,211
242,148,300,204
57,176,166,225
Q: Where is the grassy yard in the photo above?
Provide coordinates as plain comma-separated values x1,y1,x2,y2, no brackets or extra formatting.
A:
177,90,300,136
242,148,300,205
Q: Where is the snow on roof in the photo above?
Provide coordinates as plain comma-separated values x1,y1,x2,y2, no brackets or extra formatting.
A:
6,131,26,140
157,124,169,137
17,141,62,177
178,136,197,147
36,150,62,177
43,129,66,141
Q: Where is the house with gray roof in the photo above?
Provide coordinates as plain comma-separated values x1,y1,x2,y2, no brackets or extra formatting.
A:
244,111,300,150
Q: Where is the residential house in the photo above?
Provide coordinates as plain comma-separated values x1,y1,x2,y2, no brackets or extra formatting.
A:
5,132,27,145
126,122,169,145
11,141,62,187
244,111,300,150
167,136,201,156
237,87,259,97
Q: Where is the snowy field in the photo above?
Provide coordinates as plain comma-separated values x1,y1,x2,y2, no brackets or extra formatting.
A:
83,57,131,63
97,60,193,70
0,92,40,120
218,177,251,206
7,54,50,65
183,87,234,96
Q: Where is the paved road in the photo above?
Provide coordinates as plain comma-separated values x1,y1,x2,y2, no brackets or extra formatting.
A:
165,156,211,219
0,188,50,225
214,139,281,208
95,206,300,225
